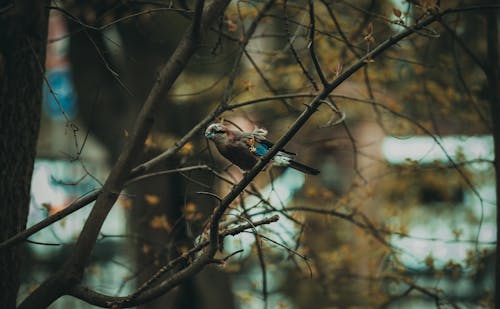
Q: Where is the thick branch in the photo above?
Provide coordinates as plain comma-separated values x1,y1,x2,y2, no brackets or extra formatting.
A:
192,0,205,38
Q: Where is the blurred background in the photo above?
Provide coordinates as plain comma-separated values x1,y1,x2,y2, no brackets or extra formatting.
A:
20,0,496,308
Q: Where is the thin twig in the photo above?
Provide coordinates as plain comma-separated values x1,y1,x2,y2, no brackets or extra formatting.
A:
308,0,328,86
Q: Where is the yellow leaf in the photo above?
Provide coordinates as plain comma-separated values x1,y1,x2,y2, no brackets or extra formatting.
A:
179,142,194,156
144,194,160,205
144,135,155,148
305,187,317,198
150,215,172,232
120,198,133,210
183,202,202,221
184,202,197,212
177,245,189,255
243,80,254,91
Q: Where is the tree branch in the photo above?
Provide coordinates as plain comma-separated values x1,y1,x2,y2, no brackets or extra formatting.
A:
308,0,328,87
18,1,231,308
191,0,205,38
283,0,318,90
0,190,100,250
67,215,280,308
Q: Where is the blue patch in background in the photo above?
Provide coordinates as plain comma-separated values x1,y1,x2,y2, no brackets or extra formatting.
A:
43,68,77,120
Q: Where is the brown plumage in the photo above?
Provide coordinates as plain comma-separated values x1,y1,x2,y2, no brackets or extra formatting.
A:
205,123,319,175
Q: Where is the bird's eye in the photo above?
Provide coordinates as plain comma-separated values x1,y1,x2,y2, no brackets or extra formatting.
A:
214,130,225,134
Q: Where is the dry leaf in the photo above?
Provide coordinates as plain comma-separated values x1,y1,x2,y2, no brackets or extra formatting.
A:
183,202,202,221
144,194,160,205
177,245,189,255
150,215,172,232
184,202,197,212
243,80,254,91
144,135,155,148
120,198,133,210
392,8,402,18
179,142,194,156
305,187,317,198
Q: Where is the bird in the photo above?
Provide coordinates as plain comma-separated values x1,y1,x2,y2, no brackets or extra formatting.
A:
204,123,320,175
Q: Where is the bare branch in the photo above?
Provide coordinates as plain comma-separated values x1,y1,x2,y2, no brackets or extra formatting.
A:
308,0,328,86
68,215,280,308
125,165,211,187
320,0,361,58
0,190,100,250
439,19,488,74
283,0,318,90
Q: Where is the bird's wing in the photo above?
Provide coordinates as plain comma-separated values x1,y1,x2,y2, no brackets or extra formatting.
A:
254,138,296,156
239,131,296,156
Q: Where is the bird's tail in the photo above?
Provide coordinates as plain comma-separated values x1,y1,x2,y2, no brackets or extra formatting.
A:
289,160,320,175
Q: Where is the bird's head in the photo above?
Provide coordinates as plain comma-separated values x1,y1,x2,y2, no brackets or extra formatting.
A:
205,123,227,141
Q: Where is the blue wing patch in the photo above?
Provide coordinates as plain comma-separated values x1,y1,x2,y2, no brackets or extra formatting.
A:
253,143,269,156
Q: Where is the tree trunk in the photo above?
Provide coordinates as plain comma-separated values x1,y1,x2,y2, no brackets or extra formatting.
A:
486,11,500,309
0,1,49,307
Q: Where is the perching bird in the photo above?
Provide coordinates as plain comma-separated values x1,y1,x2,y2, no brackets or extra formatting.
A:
205,123,320,175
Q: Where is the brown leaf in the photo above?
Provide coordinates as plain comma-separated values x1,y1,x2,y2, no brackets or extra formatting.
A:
179,142,194,156
150,215,172,232
366,22,373,35
392,8,402,18
183,202,202,221
144,135,155,148
184,202,197,212
120,198,133,210
144,194,160,205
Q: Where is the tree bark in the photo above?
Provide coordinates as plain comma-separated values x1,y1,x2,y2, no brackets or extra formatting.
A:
486,11,500,309
0,1,50,308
